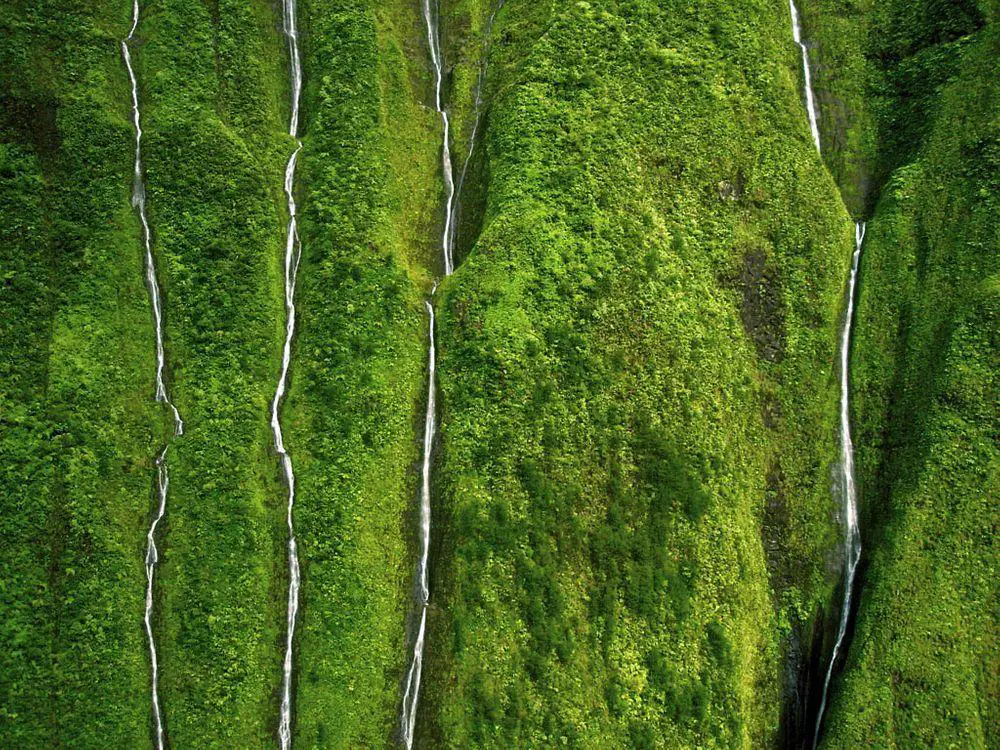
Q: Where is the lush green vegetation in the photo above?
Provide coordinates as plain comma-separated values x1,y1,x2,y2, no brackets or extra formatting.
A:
1,0,994,747
796,0,876,216
0,0,161,744
817,3,998,746
134,0,290,743
419,1,855,746
282,0,433,745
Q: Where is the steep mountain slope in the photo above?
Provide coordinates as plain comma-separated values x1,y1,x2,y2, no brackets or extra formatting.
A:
817,3,998,746
281,0,436,745
0,1,994,748
419,1,855,746
134,0,290,743
0,1,161,744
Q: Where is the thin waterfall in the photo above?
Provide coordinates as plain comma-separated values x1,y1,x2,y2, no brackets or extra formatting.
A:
789,0,822,152
122,2,184,748
448,0,506,255
400,300,437,750
422,0,458,276
399,0,476,744
813,221,866,748
274,0,304,744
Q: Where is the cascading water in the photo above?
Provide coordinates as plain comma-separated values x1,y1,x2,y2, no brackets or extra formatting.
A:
274,0,304,746
423,0,458,276
400,299,437,750
789,0,822,153
122,3,184,747
813,221,866,748
400,0,500,743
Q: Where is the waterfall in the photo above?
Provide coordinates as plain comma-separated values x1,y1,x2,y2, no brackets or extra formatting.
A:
122,2,184,747
789,0,822,152
399,0,492,742
400,300,437,750
423,0,458,276
274,0,304,745
813,221,866,747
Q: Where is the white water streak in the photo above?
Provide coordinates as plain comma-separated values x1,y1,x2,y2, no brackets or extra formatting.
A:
398,2,461,744
790,0,822,153
275,0,303,745
813,221,866,748
400,302,437,749
123,1,184,746
401,3,506,744
423,0,458,275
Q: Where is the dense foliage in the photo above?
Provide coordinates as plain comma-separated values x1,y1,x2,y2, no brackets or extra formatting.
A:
282,0,431,745
818,3,998,746
419,1,854,746
0,0,994,747
0,0,161,744
135,0,289,743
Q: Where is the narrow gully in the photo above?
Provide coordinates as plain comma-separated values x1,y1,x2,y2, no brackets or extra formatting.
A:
274,0,304,745
813,221,866,748
448,0,506,255
788,5,867,745
399,1,504,745
122,2,184,747
400,299,437,750
423,0,458,276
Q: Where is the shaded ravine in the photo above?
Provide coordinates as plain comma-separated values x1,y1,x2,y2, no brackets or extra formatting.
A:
121,3,184,747
400,297,438,750
400,2,504,746
423,0,458,276
399,2,451,743
448,0,506,256
813,221,866,747
788,4,869,744
274,0,304,745
789,0,822,153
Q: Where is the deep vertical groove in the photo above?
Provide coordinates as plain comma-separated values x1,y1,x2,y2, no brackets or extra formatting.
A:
400,300,437,750
813,221,866,748
423,0,457,275
274,0,304,745
787,6,867,744
399,0,490,743
122,2,184,747
789,0,822,153
448,0,506,257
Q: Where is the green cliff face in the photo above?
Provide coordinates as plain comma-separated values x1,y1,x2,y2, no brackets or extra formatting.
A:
0,0,994,748
818,3,998,746
0,1,161,744
420,1,852,746
282,0,432,745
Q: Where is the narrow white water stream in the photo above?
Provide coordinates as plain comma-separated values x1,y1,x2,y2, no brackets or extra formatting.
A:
423,0,458,276
400,300,437,750
275,0,304,745
789,0,822,153
399,0,493,743
813,221,866,747
122,3,184,747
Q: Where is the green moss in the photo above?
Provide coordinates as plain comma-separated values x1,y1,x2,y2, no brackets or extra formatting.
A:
418,1,853,746
823,17,998,747
136,0,289,744
0,1,161,744
281,0,435,745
